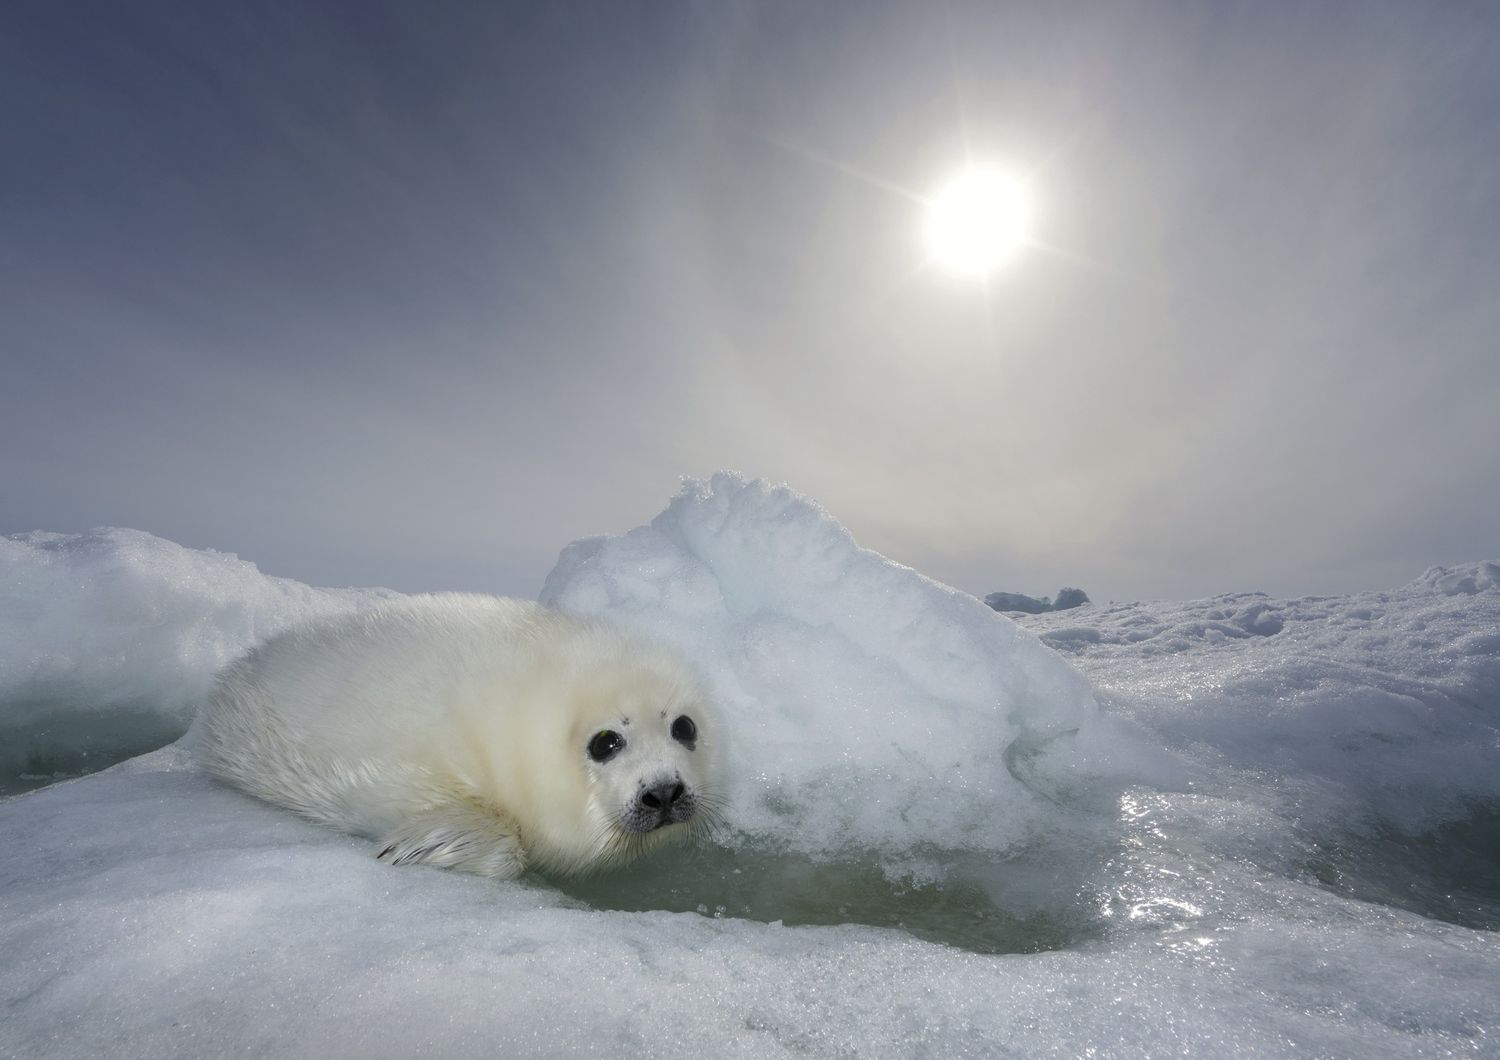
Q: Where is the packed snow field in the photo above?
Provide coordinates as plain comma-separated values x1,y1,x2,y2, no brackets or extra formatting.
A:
2,475,1497,1057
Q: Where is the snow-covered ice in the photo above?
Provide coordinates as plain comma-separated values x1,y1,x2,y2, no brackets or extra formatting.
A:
1024,562,1500,835
2,475,1497,1057
0,528,393,794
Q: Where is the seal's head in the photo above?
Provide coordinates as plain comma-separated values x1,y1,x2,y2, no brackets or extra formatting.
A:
502,628,719,875
570,657,717,867
585,704,704,834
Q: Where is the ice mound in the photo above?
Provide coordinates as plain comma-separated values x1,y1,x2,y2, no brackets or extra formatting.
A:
0,529,392,790
541,473,1109,865
1418,560,1500,596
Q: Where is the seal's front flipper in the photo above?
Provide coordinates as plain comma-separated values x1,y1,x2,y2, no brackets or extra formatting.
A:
376,802,526,878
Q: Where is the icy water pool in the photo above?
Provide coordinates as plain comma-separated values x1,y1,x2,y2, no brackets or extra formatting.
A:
0,707,187,797
1299,801,1500,933
554,842,1108,954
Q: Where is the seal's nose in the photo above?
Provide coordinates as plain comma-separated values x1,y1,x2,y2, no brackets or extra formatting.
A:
639,780,685,810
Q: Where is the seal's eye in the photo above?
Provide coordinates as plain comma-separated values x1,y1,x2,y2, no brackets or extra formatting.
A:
588,730,625,763
670,715,697,746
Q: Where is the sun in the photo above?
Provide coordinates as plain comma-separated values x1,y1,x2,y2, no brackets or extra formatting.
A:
924,168,1032,277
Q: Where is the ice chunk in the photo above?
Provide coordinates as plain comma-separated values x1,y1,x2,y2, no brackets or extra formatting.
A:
984,590,1051,613
1417,560,1500,596
541,473,1106,865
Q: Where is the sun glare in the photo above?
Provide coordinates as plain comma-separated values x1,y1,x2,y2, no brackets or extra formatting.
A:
924,169,1031,278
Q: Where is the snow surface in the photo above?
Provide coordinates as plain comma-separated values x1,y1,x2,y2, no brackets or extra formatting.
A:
2,475,1498,1057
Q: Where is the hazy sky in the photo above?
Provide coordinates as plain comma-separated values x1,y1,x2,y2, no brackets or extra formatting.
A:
4,1,1498,603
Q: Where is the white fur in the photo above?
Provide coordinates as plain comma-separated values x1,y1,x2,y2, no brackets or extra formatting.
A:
195,594,717,878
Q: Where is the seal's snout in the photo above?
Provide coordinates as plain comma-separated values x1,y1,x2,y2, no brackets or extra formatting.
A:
640,780,685,811
627,776,696,832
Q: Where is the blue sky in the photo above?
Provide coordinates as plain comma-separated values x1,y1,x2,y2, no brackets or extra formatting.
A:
4,1,1498,602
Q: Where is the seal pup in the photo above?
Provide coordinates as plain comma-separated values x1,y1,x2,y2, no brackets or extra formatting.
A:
196,594,718,878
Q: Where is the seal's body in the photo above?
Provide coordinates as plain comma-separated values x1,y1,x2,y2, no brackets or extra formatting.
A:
196,594,715,877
